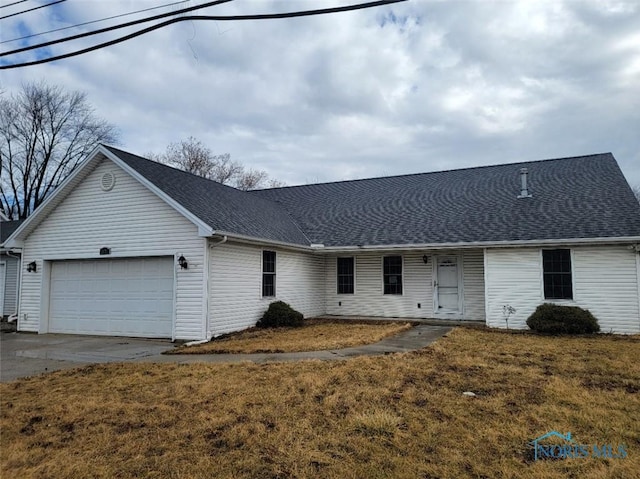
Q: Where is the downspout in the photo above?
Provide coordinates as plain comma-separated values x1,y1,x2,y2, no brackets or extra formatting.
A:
635,245,640,333
5,249,21,322
201,235,228,341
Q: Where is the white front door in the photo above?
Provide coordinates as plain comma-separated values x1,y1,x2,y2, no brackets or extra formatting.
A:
435,256,460,313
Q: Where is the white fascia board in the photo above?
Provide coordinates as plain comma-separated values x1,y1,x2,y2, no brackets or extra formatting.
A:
100,147,214,237
318,236,640,253
2,238,24,249
211,230,314,252
2,144,106,248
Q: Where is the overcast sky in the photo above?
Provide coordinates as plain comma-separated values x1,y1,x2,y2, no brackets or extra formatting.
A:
2,0,639,188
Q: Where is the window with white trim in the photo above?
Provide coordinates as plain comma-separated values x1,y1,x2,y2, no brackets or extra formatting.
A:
262,250,276,297
543,249,573,300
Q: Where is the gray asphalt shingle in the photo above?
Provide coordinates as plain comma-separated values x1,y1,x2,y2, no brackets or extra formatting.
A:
0,220,24,245
106,147,640,247
253,153,640,246
105,146,310,245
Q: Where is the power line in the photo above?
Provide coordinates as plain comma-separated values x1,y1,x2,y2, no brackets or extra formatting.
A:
1,0,233,57
0,0,29,10
1,0,406,69
0,0,66,21
1,0,191,45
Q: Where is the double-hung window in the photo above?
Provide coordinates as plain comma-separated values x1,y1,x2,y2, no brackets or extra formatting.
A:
383,256,403,295
542,249,573,300
262,250,276,297
337,257,355,294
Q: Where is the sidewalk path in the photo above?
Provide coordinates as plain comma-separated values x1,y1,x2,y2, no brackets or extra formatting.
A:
139,324,452,365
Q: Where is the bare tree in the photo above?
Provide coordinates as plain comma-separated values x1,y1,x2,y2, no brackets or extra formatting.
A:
632,185,640,204
0,82,118,219
267,178,287,189
235,168,268,191
155,136,284,190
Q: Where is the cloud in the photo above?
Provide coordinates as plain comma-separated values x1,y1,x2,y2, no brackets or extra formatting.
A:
1,0,639,187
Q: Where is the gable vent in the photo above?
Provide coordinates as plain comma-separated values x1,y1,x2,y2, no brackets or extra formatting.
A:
101,172,116,191
517,167,532,198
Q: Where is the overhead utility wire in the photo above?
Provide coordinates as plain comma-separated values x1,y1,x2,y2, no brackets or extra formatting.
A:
0,0,29,10
2,0,234,57
0,0,66,21
1,0,405,69
1,0,190,45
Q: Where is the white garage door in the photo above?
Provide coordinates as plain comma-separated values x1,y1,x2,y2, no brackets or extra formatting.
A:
49,257,174,338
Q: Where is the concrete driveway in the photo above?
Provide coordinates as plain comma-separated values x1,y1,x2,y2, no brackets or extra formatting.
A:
1,324,453,382
0,331,174,382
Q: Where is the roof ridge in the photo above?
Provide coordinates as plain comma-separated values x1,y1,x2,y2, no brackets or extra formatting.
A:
254,152,614,191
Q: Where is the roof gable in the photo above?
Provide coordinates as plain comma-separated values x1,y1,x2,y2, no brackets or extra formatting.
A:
103,146,310,246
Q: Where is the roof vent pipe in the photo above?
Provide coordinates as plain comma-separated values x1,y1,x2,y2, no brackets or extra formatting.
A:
517,167,532,198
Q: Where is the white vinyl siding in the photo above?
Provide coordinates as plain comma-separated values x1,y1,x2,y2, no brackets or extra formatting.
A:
325,250,485,320
463,250,486,321
485,248,541,330
485,246,640,334
209,242,325,336
17,158,206,340
1,254,20,316
572,246,639,334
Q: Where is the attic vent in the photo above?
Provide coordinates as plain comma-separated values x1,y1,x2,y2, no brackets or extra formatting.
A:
101,172,116,191
517,167,532,198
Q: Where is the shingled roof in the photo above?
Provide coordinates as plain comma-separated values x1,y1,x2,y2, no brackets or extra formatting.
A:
104,146,310,245
1,220,24,245
252,153,640,246
105,147,640,247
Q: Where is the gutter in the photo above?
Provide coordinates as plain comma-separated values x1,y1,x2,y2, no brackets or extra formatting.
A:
316,236,640,253
202,234,640,254
209,230,314,252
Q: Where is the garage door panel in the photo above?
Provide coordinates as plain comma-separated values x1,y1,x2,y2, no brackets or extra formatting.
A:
49,257,174,338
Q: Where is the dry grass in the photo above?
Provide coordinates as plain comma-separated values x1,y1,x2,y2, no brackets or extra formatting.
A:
1,328,639,479
168,318,414,354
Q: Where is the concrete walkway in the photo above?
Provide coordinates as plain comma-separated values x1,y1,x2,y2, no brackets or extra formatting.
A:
1,324,451,382
145,324,452,364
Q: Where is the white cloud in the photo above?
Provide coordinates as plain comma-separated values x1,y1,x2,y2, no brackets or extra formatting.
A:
1,0,639,188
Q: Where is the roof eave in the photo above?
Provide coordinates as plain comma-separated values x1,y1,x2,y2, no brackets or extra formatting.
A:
209,230,313,252
317,236,640,253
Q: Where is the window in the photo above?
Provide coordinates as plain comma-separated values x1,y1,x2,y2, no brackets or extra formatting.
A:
262,250,276,297
337,257,354,294
543,249,573,300
383,256,403,295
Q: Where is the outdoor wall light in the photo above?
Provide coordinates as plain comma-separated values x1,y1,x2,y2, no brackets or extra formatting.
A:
422,255,429,264
178,255,188,270
27,261,37,273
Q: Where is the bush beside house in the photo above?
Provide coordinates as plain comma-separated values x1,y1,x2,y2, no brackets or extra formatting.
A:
257,301,304,328
526,303,600,334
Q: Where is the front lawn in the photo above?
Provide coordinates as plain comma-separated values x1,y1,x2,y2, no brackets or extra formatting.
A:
1,328,639,478
168,318,414,354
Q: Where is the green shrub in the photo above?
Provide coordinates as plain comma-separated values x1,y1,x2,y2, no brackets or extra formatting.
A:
257,301,304,328
526,303,600,334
